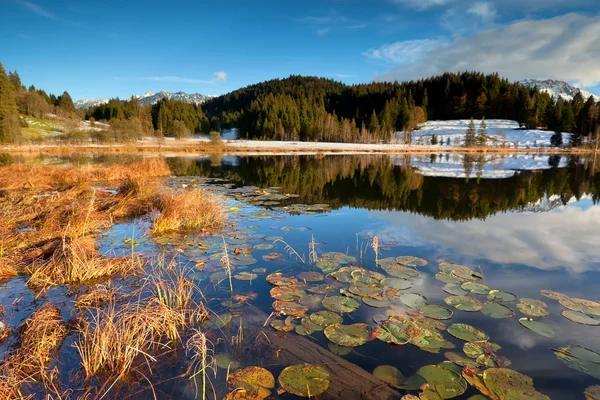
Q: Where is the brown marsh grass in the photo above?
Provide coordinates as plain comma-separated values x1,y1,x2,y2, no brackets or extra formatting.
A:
152,190,225,234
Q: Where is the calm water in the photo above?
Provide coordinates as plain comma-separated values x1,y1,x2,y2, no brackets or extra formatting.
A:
2,153,600,399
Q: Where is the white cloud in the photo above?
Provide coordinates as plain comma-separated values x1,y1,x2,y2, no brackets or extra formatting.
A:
467,2,497,21
391,0,452,10
364,39,445,65
140,72,227,84
297,13,366,35
20,0,56,19
373,13,600,87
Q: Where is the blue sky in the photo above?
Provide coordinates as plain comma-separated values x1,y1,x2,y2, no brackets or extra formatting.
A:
1,0,599,100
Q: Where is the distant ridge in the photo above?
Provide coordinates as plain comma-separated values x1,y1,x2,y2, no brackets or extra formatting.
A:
75,90,214,110
519,79,599,102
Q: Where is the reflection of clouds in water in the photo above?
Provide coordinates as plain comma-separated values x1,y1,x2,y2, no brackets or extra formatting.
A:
370,205,600,273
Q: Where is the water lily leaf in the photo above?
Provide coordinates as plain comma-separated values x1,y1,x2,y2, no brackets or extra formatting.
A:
262,252,282,261
310,311,343,327
324,324,369,347
461,282,491,295
322,296,360,313
373,365,405,386
416,365,468,399
307,284,336,294
295,324,313,336
383,264,419,279
270,287,306,302
562,310,600,326
349,285,384,298
436,273,465,285
467,396,488,400
483,368,549,400
215,353,240,370
301,317,323,333
190,271,209,282
381,277,413,290
210,271,228,284
447,323,489,342
398,374,427,390
400,293,429,309
297,272,324,282
272,301,309,317
555,345,600,364
559,297,600,316
374,321,412,345
421,305,454,320
438,362,464,375
266,273,298,287
519,318,555,338
202,313,232,329
585,385,600,400
278,364,330,398
443,285,468,296
270,319,295,332
253,268,267,274
350,269,386,284
363,297,392,308
517,298,549,318
420,384,444,400
487,290,517,303
396,256,428,267
441,263,483,281
540,289,569,301
235,272,258,281
328,342,353,356
227,366,275,399
481,303,514,319
445,352,481,368
444,296,483,312
298,294,322,309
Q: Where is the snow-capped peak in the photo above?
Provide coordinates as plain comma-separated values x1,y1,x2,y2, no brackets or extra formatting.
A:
76,90,213,109
519,79,599,102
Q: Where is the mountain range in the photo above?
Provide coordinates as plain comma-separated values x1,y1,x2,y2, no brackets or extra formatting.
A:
75,90,214,110
518,79,599,102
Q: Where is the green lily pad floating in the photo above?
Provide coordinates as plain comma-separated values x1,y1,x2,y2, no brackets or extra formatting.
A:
278,363,330,398
540,289,569,301
400,293,429,309
363,297,392,308
190,271,208,282
322,296,360,313
209,271,228,284
215,353,240,370
438,361,464,375
310,311,343,327
481,303,514,319
416,365,467,399
324,324,369,347
381,277,412,290
554,345,600,380
444,296,483,312
445,352,481,368
270,287,306,302
301,317,324,333
382,264,419,279
297,272,324,282
421,305,454,320
397,374,427,390
483,368,550,400
519,318,555,338
559,297,600,316
234,272,258,281
440,263,483,281
396,256,428,267
253,244,274,251
517,298,549,318
436,272,465,285
585,385,600,400
373,365,405,386
374,321,412,345
272,301,309,317
202,313,233,330
461,282,491,295
463,341,501,359
227,366,275,399
270,319,295,332
307,284,336,294
487,290,517,302
349,285,384,298
266,273,298,287
328,342,353,356
447,323,489,342
443,285,468,296
562,310,600,326
295,324,313,336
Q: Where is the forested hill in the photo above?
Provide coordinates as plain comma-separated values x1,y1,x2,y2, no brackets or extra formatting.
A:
203,72,598,144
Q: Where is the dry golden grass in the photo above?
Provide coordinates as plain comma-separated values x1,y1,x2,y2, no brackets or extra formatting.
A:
75,284,120,310
152,190,225,234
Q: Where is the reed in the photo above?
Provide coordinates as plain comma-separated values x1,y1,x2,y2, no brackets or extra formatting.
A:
152,190,225,234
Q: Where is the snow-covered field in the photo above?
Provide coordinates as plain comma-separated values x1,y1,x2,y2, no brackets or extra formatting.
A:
406,153,569,179
411,119,571,148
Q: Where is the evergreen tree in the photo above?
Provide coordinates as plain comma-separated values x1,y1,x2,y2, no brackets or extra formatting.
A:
57,91,77,114
431,134,438,145
551,132,563,147
7,71,23,91
0,63,21,143
464,117,476,147
476,117,487,147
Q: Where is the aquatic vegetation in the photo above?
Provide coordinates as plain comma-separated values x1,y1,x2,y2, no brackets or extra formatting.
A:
227,366,275,398
373,365,404,386
416,365,467,399
447,323,489,342
516,298,549,318
480,368,550,400
324,323,369,347
518,318,555,338
554,345,600,380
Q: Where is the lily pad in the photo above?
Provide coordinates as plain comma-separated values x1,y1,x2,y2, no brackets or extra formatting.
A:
519,318,555,338
487,290,517,303
270,287,306,302
400,293,429,309
272,301,309,317
481,303,514,319
461,282,491,295
310,311,343,327
328,342,353,356
349,285,384,298
381,277,412,290
447,323,489,342
363,297,392,308
416,365,468,399
463,342,501,359
483,368,549,400
421,305,454,320
215,353,240,370
562,310,600,326
234,272,258,281
398,374,428,390
373,365,405,386
297,272,324,282
202,313,233,330
278,364,330,398
322,296,360,313
270,319,295,332
444,296,483,312
383,264,420,279
445,352,481,368
324,324,369,347
443,285,468,296
585,385,600,400
517,298,549,318
436,273,465,285
559,298,600,317
298,294,322,309
262,252,282,261
396,256,428,267
374,321,412,345
266,273,298,287
227,366,275,399
540,289,569,301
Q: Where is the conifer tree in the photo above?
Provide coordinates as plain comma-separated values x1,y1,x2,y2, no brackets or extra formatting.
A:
0,63,21,143
476,117,487,147
464,117,476,147
551,132,563,147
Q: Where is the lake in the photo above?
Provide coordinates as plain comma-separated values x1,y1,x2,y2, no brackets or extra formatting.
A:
1,153,599,399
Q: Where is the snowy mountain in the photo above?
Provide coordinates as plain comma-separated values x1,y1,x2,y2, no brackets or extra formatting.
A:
519,79,599,102
75,91,214,110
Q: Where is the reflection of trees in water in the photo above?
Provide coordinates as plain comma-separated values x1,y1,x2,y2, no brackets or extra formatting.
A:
167,154,600,221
